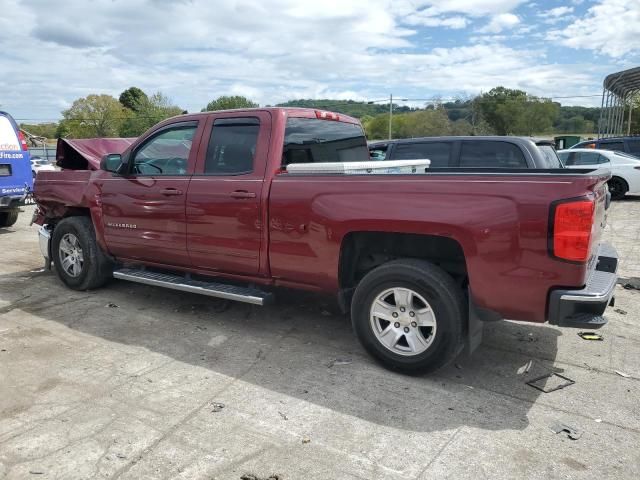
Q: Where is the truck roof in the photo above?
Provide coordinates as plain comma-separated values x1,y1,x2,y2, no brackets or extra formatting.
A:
368,136,551,147
161,107,361,126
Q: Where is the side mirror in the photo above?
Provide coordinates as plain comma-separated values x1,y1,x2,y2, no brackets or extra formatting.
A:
100,153,123,173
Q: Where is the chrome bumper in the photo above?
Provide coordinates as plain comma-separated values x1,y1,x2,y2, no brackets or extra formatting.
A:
38,225,52,270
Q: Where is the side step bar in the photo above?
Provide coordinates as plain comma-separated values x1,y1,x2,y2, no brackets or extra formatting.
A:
113,268,273,306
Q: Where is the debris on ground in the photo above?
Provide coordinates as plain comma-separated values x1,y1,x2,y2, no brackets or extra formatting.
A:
614,370,631,378
619,277,640,290
210,402,225,413
328,358,352,368
578,331,604,341
550,422,582,440
29,471,45,475
526,373,575,393
614,308,627,315
278,411,288,421
116,453,127,459
516,332,538,342
454,363,462,369
320,309,332,317
595,418,602,423
105,303,119,308
517,360,533,375
240,474,282,480
302,437,311,444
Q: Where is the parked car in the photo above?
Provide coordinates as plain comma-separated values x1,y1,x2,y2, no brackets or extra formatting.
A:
558,148,640,199
0,111,32,227
368,136,563,168
30,156,56,177
570,136,640,156
33,108,617,373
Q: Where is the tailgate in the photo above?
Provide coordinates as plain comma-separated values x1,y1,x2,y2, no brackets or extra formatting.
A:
589,171,611,265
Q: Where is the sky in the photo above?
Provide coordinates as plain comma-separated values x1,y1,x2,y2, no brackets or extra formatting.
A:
0,0,639,122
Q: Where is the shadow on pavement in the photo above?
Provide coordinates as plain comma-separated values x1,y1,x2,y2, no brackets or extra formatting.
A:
0,268,562,434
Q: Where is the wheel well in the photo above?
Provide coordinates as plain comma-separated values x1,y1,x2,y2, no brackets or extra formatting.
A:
46,207,91,228
339,232,467,291
610,176,629,189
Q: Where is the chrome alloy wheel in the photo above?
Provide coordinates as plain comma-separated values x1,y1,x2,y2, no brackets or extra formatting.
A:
58,233,84,278
369,287,437,356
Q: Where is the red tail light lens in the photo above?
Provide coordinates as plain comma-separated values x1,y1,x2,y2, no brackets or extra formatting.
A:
18,131,28,151
552,199,595,262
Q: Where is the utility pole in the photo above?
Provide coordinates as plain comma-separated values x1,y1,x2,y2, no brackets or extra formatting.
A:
388,94,393,140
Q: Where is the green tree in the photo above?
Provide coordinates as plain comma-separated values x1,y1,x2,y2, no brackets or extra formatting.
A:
119,92,183,137
59,94,130,138
119,87,148,112
19,123,58,139
476,87,528,134
202,95,258,111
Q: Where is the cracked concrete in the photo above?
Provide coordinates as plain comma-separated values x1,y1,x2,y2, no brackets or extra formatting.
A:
1,201,639,479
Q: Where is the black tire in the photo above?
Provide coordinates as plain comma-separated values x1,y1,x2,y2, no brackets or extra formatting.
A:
0,209,19,228
51,216,113,290
351,259,465,374
608,177,628,200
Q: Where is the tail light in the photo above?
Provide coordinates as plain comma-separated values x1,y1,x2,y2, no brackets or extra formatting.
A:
18,131,28,151
550,198,595,262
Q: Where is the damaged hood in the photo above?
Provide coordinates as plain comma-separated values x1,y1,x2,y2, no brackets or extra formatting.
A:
56,137,136,170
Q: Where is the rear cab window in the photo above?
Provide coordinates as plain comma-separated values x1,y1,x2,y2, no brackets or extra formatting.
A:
282,117,369,166
459,141,527,168
599,141,625,152
393,142,452,167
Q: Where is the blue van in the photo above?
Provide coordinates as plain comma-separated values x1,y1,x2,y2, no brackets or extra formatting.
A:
0,111,33,227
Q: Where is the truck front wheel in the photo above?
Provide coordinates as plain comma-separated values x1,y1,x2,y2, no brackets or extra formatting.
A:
52,216,113,290
351,259,465,374
0,209,19,228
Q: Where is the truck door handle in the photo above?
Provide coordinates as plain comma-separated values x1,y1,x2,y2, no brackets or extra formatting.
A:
160,188,183,196
230,190,256,199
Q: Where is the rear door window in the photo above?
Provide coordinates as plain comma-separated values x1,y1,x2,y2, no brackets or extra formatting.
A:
0,116,20,152
627,140,640,155
459,141,527,168
599,141,625,152
205,117,260,175
283,118,368,165
393,142,452,167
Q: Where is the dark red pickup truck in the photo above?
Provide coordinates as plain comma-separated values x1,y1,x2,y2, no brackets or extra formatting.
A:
33,108,618,373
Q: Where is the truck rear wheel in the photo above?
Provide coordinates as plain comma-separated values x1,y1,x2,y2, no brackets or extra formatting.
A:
0,209,19,228
52,216,113,290
351,259,465,374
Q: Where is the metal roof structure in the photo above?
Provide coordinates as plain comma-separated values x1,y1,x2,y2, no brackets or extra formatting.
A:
599,66,640,138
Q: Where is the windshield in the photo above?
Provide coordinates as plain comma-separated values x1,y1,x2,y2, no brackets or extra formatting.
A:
537,145,563,168
283,118,368,165
0,116,20,151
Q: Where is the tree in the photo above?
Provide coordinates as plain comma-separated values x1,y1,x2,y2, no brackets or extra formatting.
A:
202,95,258,111
19,122,58,139
59,94,130,138
476,87,528,134
119,92,184,137
119,87,148,112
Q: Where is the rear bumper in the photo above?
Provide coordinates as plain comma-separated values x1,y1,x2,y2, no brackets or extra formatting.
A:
548,243,618,329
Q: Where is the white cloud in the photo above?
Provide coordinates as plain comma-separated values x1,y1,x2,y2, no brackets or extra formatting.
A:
0,0,616,121
548,0,640,57
477,13,520,33
544,6,574,16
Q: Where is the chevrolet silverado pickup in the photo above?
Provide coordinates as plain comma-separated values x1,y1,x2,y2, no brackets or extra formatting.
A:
33,108,618,373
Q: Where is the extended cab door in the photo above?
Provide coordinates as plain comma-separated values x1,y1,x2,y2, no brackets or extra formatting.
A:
186,112,271,276
100,120,203,266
